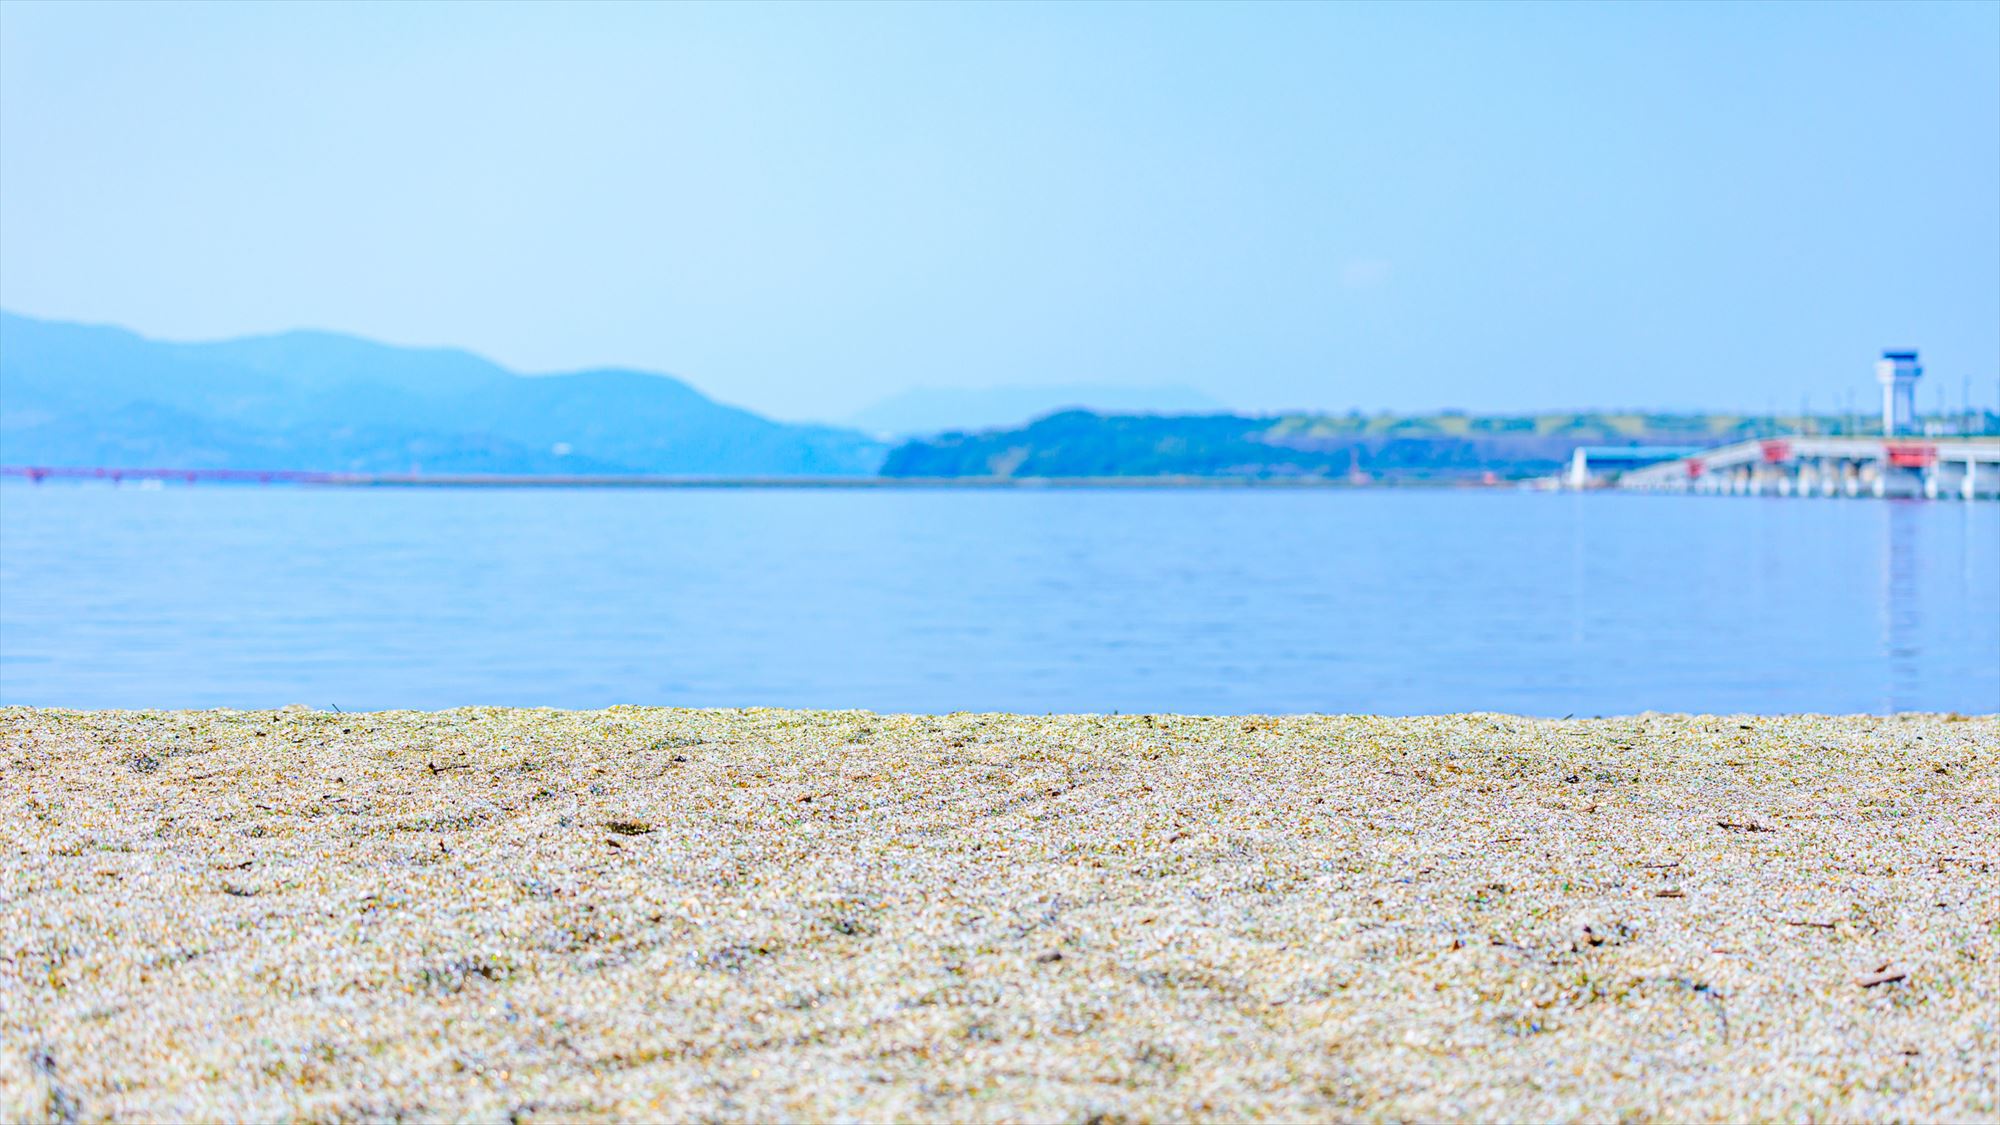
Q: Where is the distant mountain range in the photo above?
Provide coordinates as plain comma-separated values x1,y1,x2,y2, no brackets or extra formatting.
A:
0,312,886,475
11,311,1977,482
849,383,1225,437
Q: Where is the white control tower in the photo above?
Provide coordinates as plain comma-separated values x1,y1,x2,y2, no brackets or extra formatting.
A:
1875,349,1920,436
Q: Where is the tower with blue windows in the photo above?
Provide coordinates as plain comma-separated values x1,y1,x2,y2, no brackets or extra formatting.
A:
1875,349,1921,436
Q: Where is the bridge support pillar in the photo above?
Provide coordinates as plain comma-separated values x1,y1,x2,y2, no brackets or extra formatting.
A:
1926,461,1967,500
1874,465,1924,498
1966,460,2000,500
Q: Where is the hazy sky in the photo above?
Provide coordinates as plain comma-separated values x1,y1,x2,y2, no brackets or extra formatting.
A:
2,1,1995,422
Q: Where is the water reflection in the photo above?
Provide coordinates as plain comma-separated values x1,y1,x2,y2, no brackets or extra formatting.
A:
1880,501,1925,713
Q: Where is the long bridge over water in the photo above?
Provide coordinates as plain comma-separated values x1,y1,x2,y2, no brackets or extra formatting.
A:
1603,436,2000,500
1571,349,2000,500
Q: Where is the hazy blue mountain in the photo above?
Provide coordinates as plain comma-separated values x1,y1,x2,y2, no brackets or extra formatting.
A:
849,383,1226,436
0,311,886,474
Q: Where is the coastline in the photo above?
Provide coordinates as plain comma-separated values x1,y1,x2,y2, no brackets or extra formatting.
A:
0,466,1486,489
3,707,1994,1121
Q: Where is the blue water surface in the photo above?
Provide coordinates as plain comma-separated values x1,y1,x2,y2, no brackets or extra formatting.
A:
1,482,1994,715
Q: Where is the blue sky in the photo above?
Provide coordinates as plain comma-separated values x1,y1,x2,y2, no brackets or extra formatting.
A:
2,0,1995,421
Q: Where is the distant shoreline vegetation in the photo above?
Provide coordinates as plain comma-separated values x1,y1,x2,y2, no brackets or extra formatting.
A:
879,408,1998,482
5,311,1992,482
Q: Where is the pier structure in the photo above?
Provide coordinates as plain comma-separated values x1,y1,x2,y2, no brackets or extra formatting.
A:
1590,348,1998,500
1615,436,2000,500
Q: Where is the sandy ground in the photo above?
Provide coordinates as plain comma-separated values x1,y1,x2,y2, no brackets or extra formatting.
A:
2,706,1995,1123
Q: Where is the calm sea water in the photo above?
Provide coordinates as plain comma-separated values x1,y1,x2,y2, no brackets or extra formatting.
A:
1,482,1994,715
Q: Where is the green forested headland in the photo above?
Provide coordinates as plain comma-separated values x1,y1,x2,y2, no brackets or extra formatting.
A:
881,409,1998,480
